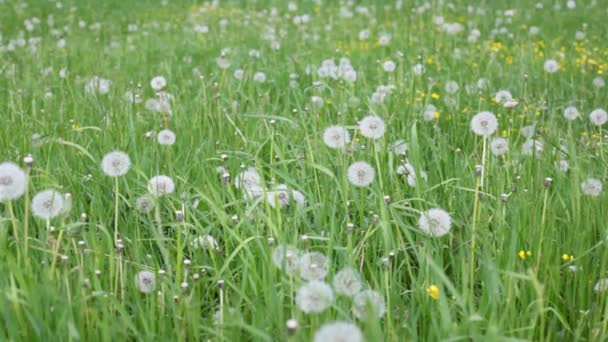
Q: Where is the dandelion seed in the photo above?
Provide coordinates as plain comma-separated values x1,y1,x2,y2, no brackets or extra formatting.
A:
490,137,509,156
101,151,131,177
358,115,386,139
148,175,175,197
0,162,26,201
134,270,156,294
543,59,559,73
157,129,176,146
295,281,334,314
581,177,602,197
313,321,364,342
332,268,363,297
352,289,386,320
563,106,579,121
300,252,329,281
272,245,300,275
150,76,167,91
323,125,350,149
135,194,155,213
347,161,375,187
418,208,452,237
32,189,64,220
470,111,498,136
589,108,608,126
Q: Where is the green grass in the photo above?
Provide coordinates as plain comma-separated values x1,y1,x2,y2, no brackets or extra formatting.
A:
1,0,608,340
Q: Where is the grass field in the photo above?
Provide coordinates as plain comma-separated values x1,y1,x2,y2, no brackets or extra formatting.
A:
1,0,608,340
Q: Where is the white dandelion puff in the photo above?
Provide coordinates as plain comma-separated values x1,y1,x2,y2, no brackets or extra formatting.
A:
347,161,375,187
558,160,570,173
445,80,460,94
592,77,605,88
323,125,350,149
291,190,307,208
135,194,155,214
470,111,498,136
157,129,176,146
84,76,111,95
423,104,438,121
490,137,509,156
235,167,262,191
353,290,386,320
272,245,300,275
543,59,559,73
253,72,267,83
418,208,452,237
581,178,602,197
563,106,579,121
150,76,167,91
295,281,334,314
300,252,329,281
313,321,364,342
396,163,426,187
494,90,512,104
358,115,386,139
389,139,408,155
101,151,131,177
594,278,608,293
589,108,608,126
32,189,64,220
522,139,544,157
233,69,244,80
134,270,156,294
191,235,218,250
0,162,26,201
332,268,363,297
148,175,175,197
382,60,396,72
266,190,291,209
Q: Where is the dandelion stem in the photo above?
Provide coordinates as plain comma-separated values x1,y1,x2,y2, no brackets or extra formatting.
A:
6,200,20,263
470,136,487,301
113,177,119,245
535,187,550,271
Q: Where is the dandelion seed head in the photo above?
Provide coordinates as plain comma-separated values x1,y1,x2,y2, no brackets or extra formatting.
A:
148,175,175,197
589,108,608,126
347,161,375,187
157,129,176,146
522,139,544,157
313,321,364,342
0,162,26,201
134,270,156,294
581,177,602,197
490,137,509,156
191,234,218,250
470,111,498,136
323,125,350,149
563,106,579,121
150,76,167,91
332,268,363,297
594,278,608,293
135,194,155,214
494,90,512,104
235,167,262,191
543,59,559,73
300,252,329,280
32,189,64,220
101,151,131,177
295,281,334,314
418,208,452,237
358,115,386,139
272,245,300,275
352,289,386,320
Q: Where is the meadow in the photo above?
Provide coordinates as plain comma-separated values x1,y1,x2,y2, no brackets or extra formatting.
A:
1,0,608,340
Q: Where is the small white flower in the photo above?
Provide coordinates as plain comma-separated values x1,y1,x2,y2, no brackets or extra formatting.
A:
358,115,386,139
296,281,334,314
563,106,579,121
490,137,509,156
332,268,363,297
150,76,167,91
581,178,602,197
353,290,386,320
134,270,156,294
157,129,176,146
323,125,350,149
589,108,608,126
300,252,329,281
413,63,425,75
148,175,175,197
543,59,559,73
32,189,64,220
314,321,364,342
0,162,26,201
470,111,498,136
272,245,300,275
101,151,131,177
347,161,375,187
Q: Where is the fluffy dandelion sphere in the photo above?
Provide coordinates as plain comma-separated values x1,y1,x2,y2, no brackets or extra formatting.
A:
594,278,608,293
32,189,64,220
266,190,291,209
332,268,363,297
157,129,176,146
313,321,364,342
418,208,452,237
543,59,559,73
522,139,544,157
593,77,605,88
150,76,167,91
148,175,175,197
272,245,300,275
101,151,131,177
390,139,408,155
490,137,509,156
291,190,307,208
396,163,426,187
352,290,386,320
358,115,386,139
347,161,375,187
235,167,262,191
0,162,27,201
423,104,438,121
253,72,267,83
589,108,608,126
563,106,579,121
191,235,218,250
581,177,602,197
300,252,329,281
382,60,396,72
135,194,155,213
323,125,350,149
134,270,156,294
445,80,460,94
295,281,335,314
470,111,498,136
494,90,512,104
